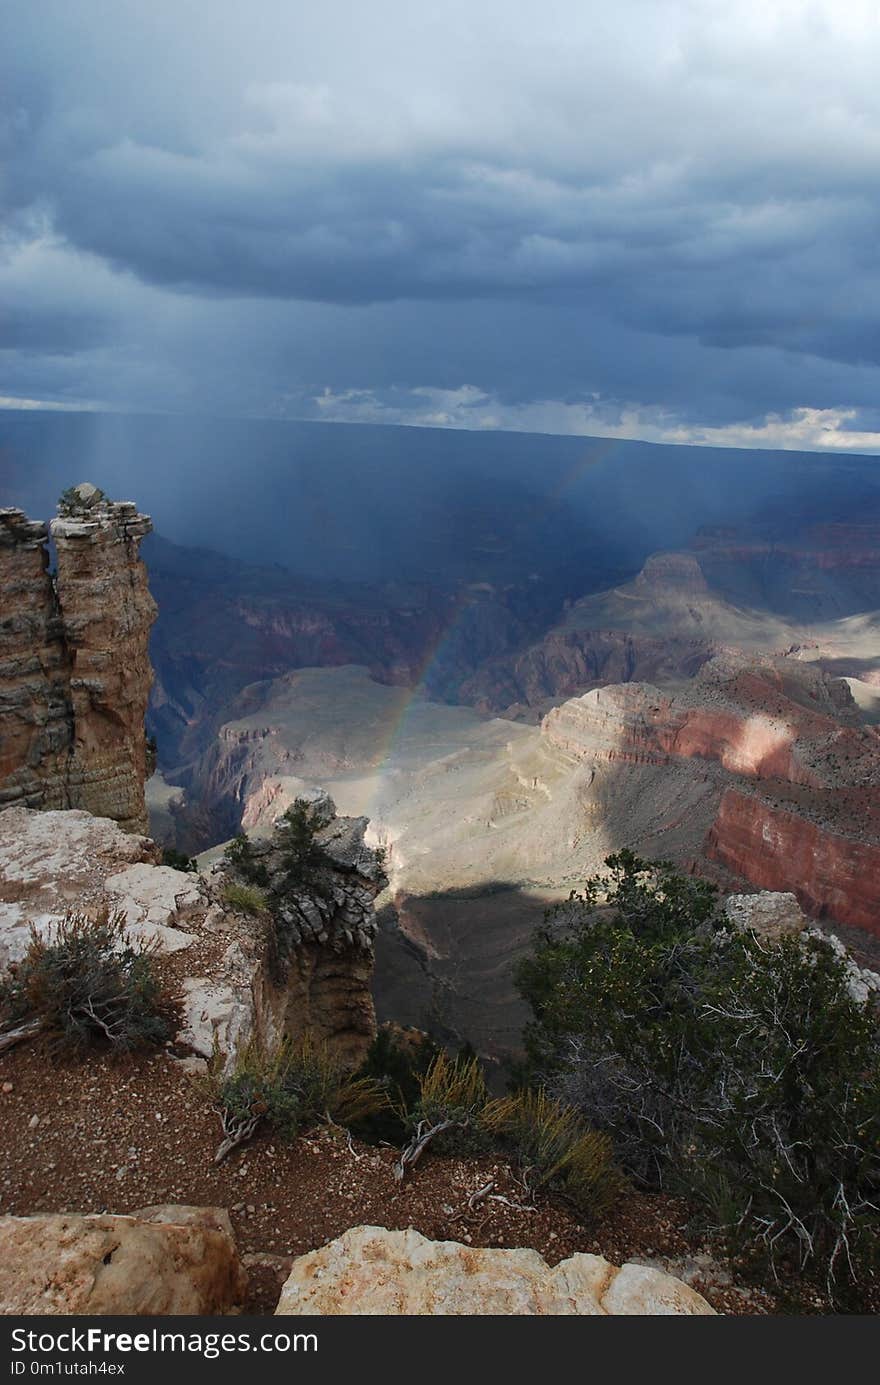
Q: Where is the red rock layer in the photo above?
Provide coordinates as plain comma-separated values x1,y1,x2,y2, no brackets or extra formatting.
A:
706,788,880,935
542,669,877,791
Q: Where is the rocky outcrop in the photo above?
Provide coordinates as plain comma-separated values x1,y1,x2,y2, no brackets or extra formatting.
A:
217,788,385,1066
723,891,808,941
707,789,880,936
541,656,875,790
0,1206,246,1314
0,795,384,1067
723,888,880,998
274,1225,715,1315
0,485,156,833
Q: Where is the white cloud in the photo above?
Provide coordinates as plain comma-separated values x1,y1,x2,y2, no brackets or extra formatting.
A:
307,387,880,454
0,395,99,411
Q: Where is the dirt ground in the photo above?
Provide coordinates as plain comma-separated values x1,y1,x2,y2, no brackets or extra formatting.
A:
0,1041,784,1315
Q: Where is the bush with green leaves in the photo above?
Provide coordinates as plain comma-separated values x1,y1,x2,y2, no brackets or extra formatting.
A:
516,849,880,1305
482,1088,623,1218
161,847,197,873
271,803,328,893
222,834,270,887
352,1026,440,1143
0,908,171,1054
211,1035,388,1161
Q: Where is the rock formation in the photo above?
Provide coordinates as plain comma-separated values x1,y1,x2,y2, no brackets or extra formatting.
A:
274,1225,715,1315
542,654,874,790
0,484,156,833
722,889,880,1001
217,788,385,1066
539,655,880,935
0,1206,246,1315
722,890,808,941
0,795,384,1068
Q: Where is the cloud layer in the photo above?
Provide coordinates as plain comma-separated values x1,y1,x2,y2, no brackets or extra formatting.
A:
3,0,880,447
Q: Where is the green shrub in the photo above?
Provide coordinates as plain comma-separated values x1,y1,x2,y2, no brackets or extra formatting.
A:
222,834,270,887
351,1026,440,1143
211,1035,388,1161
221,882,268,916
283,1033,390,1129
271,803,328,892
212,1038,301,1153
482,1088,623,1218
0,908,171,1054
516,850,880,1305
161,847,197,873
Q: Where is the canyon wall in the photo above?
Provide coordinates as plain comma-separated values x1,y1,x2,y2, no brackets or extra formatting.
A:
707,788,880,934
0,488,156,833
542,663,874,790
539,657,880,937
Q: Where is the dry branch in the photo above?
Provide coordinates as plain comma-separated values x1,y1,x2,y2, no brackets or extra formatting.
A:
0,1017,41,1054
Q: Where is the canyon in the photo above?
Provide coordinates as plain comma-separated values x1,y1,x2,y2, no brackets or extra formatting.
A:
3,478,880,1065
139,513,880,1061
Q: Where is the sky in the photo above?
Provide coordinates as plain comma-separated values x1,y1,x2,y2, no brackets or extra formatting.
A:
3,0,880,450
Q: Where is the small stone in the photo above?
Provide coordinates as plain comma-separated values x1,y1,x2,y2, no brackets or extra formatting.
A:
27,1115,39,1131
1,1083,13,1094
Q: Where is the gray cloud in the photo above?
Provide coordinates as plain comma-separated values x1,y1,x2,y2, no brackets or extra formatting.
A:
3,1,880,443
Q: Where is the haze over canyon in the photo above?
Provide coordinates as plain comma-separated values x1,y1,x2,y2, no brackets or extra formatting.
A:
3,409,879,1068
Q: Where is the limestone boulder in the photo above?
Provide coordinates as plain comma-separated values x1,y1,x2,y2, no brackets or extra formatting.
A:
274,1225,715,1315
0,1206,247,1315
723,891,808,940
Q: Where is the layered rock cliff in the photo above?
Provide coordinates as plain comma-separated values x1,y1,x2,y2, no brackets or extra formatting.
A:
540,655,880,936
542,655,874,791
217,789,386,1066
707,788,880,934
0,486,156,833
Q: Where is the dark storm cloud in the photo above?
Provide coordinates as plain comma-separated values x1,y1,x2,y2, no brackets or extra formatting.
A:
3,1,880,442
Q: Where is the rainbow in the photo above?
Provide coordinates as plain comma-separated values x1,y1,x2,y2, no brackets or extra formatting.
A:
364,435,625,790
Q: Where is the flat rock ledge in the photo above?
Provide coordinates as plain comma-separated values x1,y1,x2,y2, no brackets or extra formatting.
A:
275,1225,716,1315
0,1206,247,1315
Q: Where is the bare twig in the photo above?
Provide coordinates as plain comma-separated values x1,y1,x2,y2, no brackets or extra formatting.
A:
0,1017,41,1054
468,1179,495,1209
213,1108,261,1164
487,1194,537,1212
393,1118,463,1182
